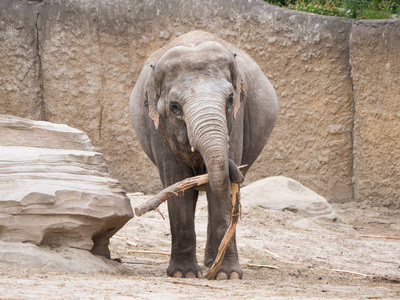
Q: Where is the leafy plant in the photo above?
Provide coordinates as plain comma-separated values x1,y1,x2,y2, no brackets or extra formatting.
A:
266,0,297,6
265,0,400,19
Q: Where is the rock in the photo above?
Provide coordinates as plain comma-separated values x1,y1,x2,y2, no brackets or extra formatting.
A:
0,114,133,270
241,176,337,220
0,242,126,274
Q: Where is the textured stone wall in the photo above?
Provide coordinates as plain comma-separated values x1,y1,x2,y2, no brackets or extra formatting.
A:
350,19,400,208
234,7,354,204
1,0,399,207
0,1,42,119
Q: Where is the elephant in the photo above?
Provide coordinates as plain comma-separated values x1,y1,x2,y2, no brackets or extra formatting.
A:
129,31,278,279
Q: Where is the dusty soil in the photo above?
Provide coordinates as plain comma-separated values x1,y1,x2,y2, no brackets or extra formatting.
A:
0,195,399,299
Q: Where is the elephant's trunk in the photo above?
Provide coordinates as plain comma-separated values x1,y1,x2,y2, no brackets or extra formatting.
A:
185,98,230,200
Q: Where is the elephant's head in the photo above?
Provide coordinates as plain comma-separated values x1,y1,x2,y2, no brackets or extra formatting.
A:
145,42,244,199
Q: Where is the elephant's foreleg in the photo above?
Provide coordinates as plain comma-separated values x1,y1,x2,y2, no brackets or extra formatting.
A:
204,185,242,279
166,188,201,278
158,161,201,278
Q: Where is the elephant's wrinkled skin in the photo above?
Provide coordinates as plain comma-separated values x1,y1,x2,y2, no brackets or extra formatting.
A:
130,31,278,279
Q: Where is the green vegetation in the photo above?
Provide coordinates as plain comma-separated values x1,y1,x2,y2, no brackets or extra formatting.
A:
265,0,400,19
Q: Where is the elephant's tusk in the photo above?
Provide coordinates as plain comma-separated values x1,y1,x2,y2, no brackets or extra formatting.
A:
191,146,196,153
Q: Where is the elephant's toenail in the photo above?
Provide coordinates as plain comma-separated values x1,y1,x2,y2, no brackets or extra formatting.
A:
229,272,240,280
173,271,183,278
197,271,203,279
185,271,196,278
216,272,228,280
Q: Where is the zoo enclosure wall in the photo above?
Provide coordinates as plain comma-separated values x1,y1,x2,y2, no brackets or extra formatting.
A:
0,0,399,207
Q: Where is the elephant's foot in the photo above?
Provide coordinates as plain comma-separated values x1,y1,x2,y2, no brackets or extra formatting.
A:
216,271,241,280
212,264,243,280
205,255,243,280
167,256,202,279
171,270,202,278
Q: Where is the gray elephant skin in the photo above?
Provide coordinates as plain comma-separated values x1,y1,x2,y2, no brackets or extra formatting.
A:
130,31,278,279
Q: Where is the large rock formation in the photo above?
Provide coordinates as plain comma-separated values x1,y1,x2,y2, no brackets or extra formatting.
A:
0,114,133,271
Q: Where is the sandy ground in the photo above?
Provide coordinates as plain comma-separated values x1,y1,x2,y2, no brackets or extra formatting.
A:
0,195,399,299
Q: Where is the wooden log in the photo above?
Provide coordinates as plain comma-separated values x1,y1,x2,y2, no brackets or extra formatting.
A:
205,182,240,280
134,165,246,217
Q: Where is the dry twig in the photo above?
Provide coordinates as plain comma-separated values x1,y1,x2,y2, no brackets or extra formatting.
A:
126,250,171,256
154,208,166,220
263,249,282,259
126,240,138,247
246,263,279,269
168,281,228,290
359,235,400,240
327,268,369,277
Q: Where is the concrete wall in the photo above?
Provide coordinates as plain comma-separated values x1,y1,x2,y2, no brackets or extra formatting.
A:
350,19,400,207
1,0,399,207
0,1,42,119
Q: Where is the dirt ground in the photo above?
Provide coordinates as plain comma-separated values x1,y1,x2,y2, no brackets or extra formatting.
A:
0,195,399,299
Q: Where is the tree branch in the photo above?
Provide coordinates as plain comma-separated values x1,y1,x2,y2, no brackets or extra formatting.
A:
134,165,246,217
205,182,240,280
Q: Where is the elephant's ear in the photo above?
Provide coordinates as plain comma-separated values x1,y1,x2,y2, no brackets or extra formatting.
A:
144,64,160,129
232,54,245,120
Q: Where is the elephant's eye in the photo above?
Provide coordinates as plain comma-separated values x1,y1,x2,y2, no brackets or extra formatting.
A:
227,93,234,108
170,102,183,116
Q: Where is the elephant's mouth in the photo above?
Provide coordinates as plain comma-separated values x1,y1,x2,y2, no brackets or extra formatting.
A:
158,118,205,171
177,144,205,172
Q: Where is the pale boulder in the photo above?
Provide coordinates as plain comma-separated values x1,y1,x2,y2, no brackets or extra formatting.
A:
0,241,126,274
0,115,133,271
241,176,336,220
